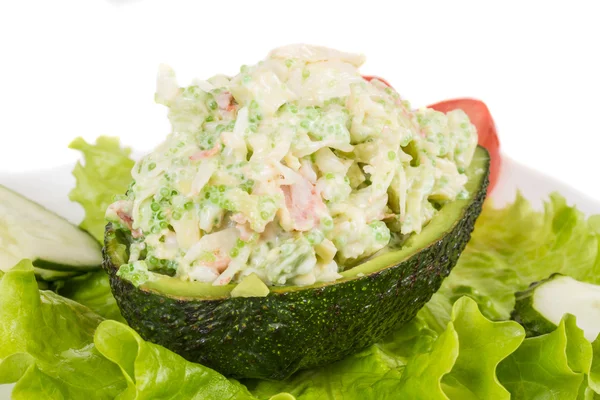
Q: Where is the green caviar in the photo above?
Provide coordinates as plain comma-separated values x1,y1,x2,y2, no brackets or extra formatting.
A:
113,44,478,287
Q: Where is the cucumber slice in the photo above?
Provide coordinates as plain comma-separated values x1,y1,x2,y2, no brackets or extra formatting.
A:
512,274,600,341
34,267,84,282
0,185,102,277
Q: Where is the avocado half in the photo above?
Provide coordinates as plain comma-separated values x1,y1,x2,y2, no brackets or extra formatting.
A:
103,146,490,380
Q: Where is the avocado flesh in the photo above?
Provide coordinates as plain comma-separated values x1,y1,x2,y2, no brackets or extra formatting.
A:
103,146,490,380
231,273,270,298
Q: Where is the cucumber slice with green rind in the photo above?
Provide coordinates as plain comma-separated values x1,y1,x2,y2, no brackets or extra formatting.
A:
0,184,102,278
512,274,600,342
34,267,84,282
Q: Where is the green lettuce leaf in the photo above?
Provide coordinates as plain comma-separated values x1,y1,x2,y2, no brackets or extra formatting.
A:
0,261,256,400
589,336,600,394
54,270,125,323
393,320,458,399
248,297,523,400
418,292,453,334
441,297,524,400
438,193,600,321
245,310,436,399
246,338,405,399
94,320,256,400
396,297,524,400
497,314,593,399
59,136,134,324
0,260,126,399
69,136,135,242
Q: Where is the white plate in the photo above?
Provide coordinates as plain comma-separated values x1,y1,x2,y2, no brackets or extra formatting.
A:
0,154,598,398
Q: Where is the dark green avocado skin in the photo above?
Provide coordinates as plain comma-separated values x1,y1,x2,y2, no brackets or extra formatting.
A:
103,153,489,380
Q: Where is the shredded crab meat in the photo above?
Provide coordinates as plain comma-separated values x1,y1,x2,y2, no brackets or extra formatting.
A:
230,213,248,225
190,143,220,160
215,275,232,285
230,213,253,241
368,212,396,223
215,91,236,112
200,254,231,274
109,201,142,238
281,177,326,231
298,160,317,183
114,45,480,287
237,223,253,241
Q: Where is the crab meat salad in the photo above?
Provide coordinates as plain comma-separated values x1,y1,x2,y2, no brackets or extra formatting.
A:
107,44,478,288
10,43,600,399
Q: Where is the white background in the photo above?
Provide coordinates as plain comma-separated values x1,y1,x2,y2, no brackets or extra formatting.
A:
1,1,599,199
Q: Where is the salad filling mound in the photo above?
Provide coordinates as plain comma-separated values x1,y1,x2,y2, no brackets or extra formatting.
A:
107,44,478,287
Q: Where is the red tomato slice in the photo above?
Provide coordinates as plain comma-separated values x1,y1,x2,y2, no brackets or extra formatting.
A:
428,99,500,193
361,76,501,193
362,75,392,88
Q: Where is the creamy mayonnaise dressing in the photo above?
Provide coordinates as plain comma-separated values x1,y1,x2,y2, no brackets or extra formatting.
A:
107,44,478,287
